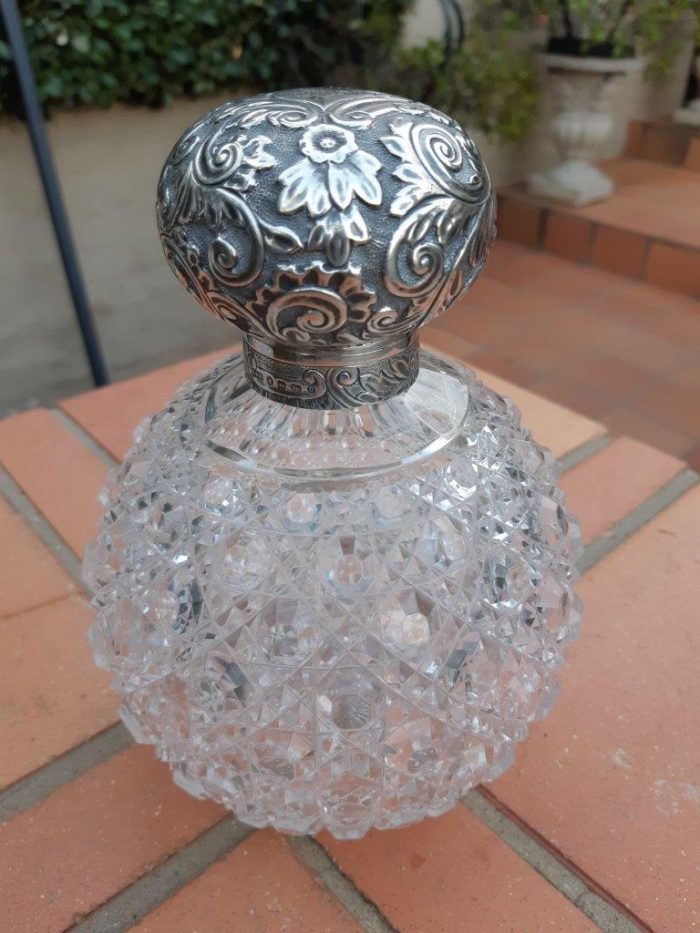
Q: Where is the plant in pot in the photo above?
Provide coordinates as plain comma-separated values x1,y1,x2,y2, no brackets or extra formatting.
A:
675,49,700,125
378,1,539,145
528,0,698,205
674,19,700,125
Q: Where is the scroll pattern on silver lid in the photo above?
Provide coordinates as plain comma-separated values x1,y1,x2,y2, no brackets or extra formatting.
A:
157,88,495,406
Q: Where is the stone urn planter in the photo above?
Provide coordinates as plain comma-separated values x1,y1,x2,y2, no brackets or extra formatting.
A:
529,53,643,206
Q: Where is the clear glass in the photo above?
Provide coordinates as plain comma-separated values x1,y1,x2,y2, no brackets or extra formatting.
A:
84,349,582,839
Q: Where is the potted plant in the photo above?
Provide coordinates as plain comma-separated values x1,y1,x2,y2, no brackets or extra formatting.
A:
528,0,698,204
674,19,700,125
675,48,700,125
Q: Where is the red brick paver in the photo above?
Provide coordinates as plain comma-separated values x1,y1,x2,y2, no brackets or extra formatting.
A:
0,596,116,789
543,212,592,263
625,120,697,168
432,239,700,463
495,195,541,247
603,407,694,459
560,436,684,543
134,830,360,933
321,807,597,932
491,486,700,932
645,241,700,295
0,496,75,618
580,160,700,252
685,137,700,172
590,226,648,279
499,158,700,301
0,409,107,555
0,745,223,933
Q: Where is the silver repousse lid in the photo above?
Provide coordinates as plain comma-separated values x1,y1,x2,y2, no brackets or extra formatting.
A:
157,88,495,409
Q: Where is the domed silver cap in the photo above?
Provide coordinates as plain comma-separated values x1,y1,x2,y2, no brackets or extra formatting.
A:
157,88,495,409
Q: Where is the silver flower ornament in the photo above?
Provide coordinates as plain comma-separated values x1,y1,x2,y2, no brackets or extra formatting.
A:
279,123,382,266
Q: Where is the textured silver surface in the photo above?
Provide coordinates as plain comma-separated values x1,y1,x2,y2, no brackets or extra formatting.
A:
157,88,495,407
243,334,419,409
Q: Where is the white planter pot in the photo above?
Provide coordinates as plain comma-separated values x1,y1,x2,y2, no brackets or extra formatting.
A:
674,53,700,126
529,53,643,206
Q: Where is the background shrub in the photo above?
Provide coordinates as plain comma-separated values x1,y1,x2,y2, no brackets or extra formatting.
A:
0,0,541,140
0,0,412,117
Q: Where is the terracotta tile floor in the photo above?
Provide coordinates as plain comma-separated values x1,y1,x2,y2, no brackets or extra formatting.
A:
579,159,700,249
498,157,700,297
1,343,697,931
426,238,700,469
625,118,698,168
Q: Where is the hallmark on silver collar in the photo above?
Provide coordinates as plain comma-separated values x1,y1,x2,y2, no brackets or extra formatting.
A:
243,335,419,409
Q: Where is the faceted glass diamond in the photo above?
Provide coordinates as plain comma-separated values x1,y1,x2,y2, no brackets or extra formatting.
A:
84,350,582,839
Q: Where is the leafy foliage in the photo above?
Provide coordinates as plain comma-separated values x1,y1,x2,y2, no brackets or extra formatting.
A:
1,0,242,115
0,0,411,117
0,0,695,139
536,0,698,75
0,0,538,141
380,1,539,143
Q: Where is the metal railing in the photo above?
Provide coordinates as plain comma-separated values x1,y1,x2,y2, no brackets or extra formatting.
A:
1,0,109,386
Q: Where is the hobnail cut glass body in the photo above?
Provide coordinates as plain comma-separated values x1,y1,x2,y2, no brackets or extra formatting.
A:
84,349,582,839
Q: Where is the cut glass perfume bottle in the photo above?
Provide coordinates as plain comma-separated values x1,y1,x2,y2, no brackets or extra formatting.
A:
84,89,582,839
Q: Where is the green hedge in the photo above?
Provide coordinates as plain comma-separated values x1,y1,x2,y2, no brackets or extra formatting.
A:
0,0,544,141
0,1,695,140
0,0,412,117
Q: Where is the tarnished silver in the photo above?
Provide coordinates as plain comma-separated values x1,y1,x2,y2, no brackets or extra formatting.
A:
157,87,495,408
244,333,419,409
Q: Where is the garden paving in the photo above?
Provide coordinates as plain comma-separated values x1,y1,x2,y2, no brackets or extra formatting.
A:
0,340,697,931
